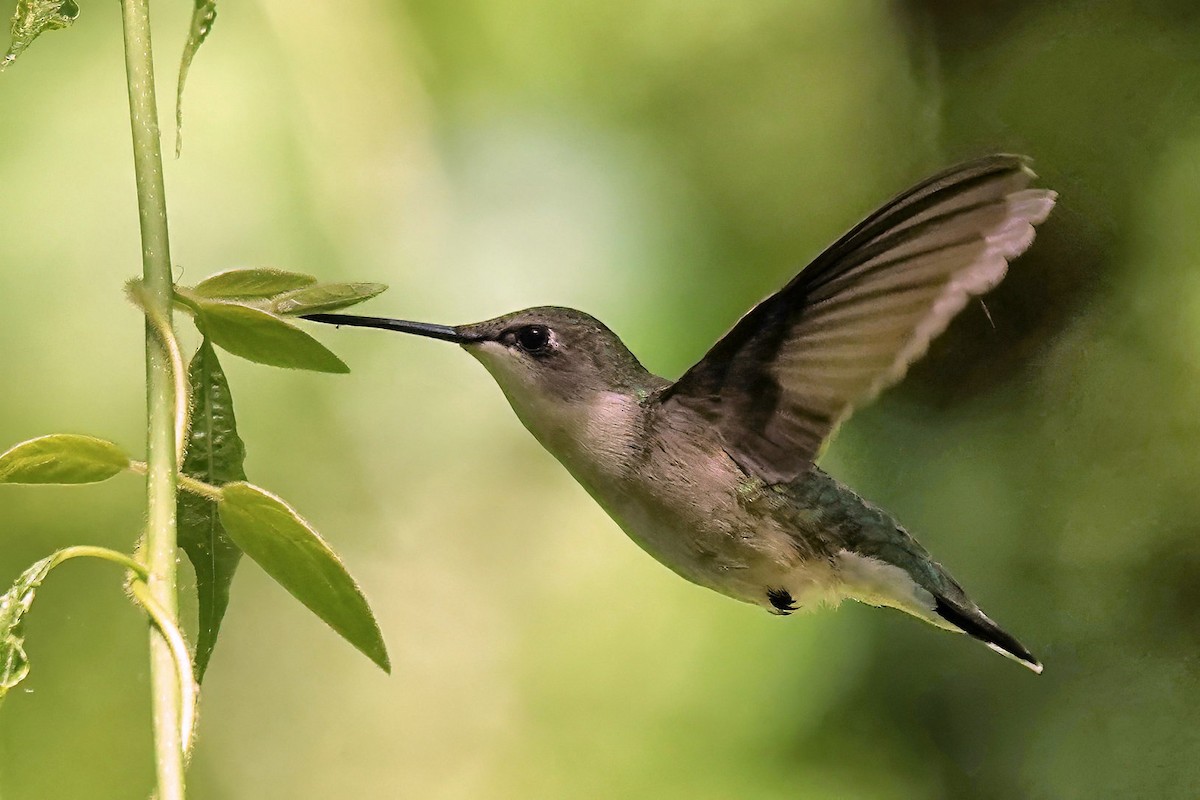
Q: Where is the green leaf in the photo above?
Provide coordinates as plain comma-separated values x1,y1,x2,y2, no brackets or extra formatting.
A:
178,340,246,682
272,283,388,316
191,268,317,300
0,434,131,484
0,556,55,704
1,0,78,74
174,0,217,157
217,482,390,672
192,300,350,373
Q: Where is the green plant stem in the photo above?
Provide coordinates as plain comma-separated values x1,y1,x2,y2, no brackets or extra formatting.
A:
129,279,192,462
118,0,185,797
129,579,198,756
24,546,195,752
49,545,148,577
176,473,224,501
130,461,224,502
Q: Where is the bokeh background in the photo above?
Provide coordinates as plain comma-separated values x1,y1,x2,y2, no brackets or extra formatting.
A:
2,1,1199,797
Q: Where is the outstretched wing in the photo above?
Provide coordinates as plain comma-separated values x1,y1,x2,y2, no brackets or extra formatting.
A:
661,155,1056,483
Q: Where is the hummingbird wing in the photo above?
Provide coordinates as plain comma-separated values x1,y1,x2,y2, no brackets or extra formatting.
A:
660,155,1056,483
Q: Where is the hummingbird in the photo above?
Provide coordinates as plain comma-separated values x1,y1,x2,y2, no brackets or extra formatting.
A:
307,154,1055,673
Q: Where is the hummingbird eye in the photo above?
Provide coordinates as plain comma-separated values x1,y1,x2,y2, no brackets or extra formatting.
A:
513,325,551,354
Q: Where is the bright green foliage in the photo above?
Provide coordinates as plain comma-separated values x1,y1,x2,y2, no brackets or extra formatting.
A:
179,271,387,372
217,482,390,673
175,0,217,157
191,299,350,373
0,0,77,73
178,340,246,682
0,434,130,484
191,268,317,300
169,269,392,675
272,282,388,316
0,556,55,705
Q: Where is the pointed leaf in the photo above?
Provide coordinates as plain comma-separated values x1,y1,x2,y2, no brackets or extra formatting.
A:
1,0,78,74
192,300,349,373
272,283,388,316
178,340,246,682
0,434,131,484
192,268,317,300
174,0,217,157
0,556,55,704
218,482,390,672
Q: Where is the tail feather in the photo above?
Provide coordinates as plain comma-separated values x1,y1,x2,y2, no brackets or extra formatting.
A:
934,595,1042,674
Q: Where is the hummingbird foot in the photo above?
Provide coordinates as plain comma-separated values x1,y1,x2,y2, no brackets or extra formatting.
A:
766,587,799,615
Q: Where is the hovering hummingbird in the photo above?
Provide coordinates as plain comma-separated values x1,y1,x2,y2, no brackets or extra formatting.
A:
308,155,1055,672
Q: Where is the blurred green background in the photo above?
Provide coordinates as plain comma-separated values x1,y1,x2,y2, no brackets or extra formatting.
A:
2,1,1199,797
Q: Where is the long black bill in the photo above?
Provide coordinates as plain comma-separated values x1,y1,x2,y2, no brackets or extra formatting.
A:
303,313,473,344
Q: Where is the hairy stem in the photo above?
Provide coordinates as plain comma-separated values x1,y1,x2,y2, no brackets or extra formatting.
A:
130,461,224,502
129,579,199,756
136,282,192,463
50,545,148,577
118,0,185,797
176,473,224,502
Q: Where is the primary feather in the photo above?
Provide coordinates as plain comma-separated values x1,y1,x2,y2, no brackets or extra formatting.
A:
664,155,1057,483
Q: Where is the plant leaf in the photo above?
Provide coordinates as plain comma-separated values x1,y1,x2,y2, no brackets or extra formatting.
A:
1,0,78,74
0,434,131,484
174,0,217,157
192,300,350,373
0,555,55,704
178,340,246,682
192,268,317,300
272,283,388,316
217,482,390,672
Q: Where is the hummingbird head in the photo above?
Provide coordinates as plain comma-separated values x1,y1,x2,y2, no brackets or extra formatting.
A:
305,307,656,454
455,306,650,399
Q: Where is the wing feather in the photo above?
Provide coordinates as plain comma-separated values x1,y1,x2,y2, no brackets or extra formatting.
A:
661,155,1056,483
